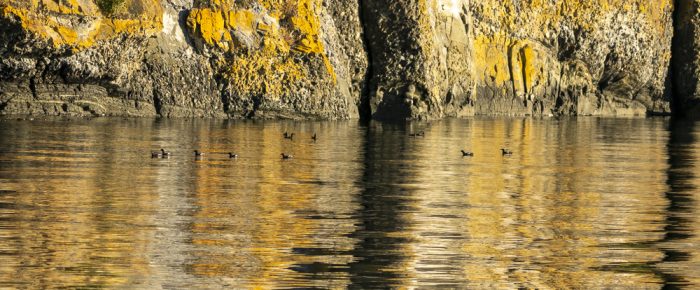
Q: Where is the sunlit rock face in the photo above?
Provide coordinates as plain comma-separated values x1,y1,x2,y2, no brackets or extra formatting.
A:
363,0,674,120
0,0,176,117
0,0,685,120
0,0,367,118
183,0,368,119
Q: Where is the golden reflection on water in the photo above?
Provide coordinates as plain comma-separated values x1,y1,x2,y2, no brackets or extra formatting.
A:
0,117,698,288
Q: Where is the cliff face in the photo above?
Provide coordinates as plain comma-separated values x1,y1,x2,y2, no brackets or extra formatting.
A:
0,0,366,118
0,0,173,116
183,0,367,118
364,0,674,120
0,0,692,120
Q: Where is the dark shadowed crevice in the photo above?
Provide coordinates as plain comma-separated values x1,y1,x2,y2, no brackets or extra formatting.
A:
354,1,420,121
670,0,699,118
29,78,37,99
249,95,262,119
179,9,197,49
660,59,676,117
520,49,528,95
152,89,162,116
220,91,231,116
670,0,684,116
357,0,374,121
218,78,230,116
506,44,517,97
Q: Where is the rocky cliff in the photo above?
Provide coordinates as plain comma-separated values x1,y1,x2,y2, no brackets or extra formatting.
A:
364,0,674,119
0,0,366,119
0,0,696,120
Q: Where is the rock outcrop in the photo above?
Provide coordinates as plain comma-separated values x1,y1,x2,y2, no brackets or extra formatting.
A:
0,0,366,119
0,0,694,120
363,0,674,120
184,0,367,119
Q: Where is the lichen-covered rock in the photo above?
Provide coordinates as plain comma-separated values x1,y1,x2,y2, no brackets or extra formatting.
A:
0,0,690,120
183,0,367,119
0,0,208,117
1,0,163,48
673,0,700,119
0,0,367,119
363,0,675,120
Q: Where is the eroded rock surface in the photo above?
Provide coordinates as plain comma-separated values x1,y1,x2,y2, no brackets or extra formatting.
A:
0,0,694,120
0,0,366,119
363,0,674,120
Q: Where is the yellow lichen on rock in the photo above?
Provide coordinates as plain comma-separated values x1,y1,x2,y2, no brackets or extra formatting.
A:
472,34,513,87
32,0,86,14
1,0,162,49
472,33,551,98
290,0,323,53
465,0,672,94
187,8,227,47
289,0,336,82
226,44,305,99
186,0,336,89
187,0,328,55
520,45,538,93
467,0,672,38
222,24,307,99
228,10,255,34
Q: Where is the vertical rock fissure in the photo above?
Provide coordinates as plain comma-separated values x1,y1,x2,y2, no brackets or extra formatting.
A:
520,49,528,96
357,0,374,120
507,44,517,99
152,89,162,117
670,0,698,117
29,78,37,99
218,78,230,116
555,65,565,112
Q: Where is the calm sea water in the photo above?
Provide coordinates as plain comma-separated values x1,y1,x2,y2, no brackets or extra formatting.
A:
0,117,698,289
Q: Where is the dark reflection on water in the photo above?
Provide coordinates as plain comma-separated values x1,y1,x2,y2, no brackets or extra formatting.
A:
0,117,698,288
658,119,699,289
349,122,415,288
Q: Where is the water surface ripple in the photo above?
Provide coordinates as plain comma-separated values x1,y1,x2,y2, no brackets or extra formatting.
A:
0,117,698,288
